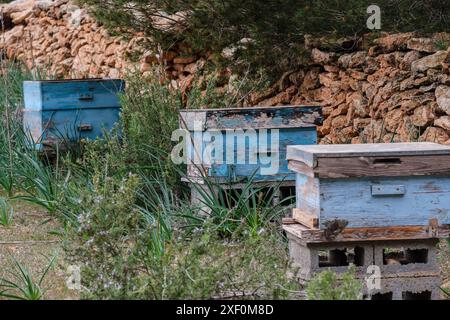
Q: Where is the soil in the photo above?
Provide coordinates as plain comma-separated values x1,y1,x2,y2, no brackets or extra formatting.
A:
0,202,78,300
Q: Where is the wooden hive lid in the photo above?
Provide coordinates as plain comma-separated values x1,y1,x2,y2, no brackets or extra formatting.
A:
287,142,450,178
179,105,322,130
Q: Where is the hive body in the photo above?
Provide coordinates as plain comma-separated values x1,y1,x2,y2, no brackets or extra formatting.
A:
287,142,450,228
180,105,322,184
23,79,125,149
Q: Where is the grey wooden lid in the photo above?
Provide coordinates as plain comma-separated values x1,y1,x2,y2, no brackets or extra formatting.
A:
287,143,450,167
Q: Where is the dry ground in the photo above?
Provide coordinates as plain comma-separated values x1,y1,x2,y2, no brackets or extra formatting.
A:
0,201,450,300
0,201,78,300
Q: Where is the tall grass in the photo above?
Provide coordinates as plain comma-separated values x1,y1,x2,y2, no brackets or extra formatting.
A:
0,255,56,300
0,62,31,197
188,171,292,238
0,197,14,227
0,61,66,216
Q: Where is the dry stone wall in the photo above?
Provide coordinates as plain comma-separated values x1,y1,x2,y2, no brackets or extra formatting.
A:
1,0,145,78
250,34,450,145
1,0,450,145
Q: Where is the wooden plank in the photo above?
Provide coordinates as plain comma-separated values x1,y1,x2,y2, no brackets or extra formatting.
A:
281,217,297,225
292,208,319,229
287,143,450,168
314,155,450,178
288,160,315,178
295,173,320,217
319,176,450,228
283,223,450,244
180,105,323,130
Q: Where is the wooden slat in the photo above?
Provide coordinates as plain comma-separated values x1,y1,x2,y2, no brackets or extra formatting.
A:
281,217,297,225
292,208,319,229
315,155,450,179
287,142,450,168
288,160,315,177
283,223,450,244
180,105,323,131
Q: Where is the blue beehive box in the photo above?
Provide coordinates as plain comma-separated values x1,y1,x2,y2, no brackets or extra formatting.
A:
179,105,322,184
23,79,125,149
287,142,450,228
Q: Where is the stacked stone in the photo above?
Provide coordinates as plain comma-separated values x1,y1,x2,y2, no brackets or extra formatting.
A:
1,1,449,146
0,0,206,84
248,33,450,146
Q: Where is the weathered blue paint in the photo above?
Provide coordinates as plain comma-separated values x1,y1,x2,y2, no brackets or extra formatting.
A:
180,106,322,183
296,174,450,228
295,173,320,216
209,127,317,181
23,79,124,148
289,143,450,228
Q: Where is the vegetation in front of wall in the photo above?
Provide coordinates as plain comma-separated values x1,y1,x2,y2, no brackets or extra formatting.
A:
0,61,300,300
77,0,450,79
305,266,363,300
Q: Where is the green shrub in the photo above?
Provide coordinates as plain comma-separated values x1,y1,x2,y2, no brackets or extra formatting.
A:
305,266,363,300
78,0,450,79
70,208,299,300
137,232,300,300
120,72,181,160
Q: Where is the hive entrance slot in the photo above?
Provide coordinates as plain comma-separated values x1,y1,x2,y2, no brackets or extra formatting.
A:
318,246,364,267
372,158,401,165
370,292,393,300
402,291,431,300
383,248,428,265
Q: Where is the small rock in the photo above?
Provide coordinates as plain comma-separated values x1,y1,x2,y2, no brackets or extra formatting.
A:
10,8,32,24
338,51,366,69
374,32,414,52
258,91,291,106
140,62,152,73
331,115,347,129
288,70,305,86
411,103,435,127
435,116,450,131
407,38,438,53
184,58,206,74
385,108,404,132
419,127,449,144
399,50,423,70
436,85,450,115
300,67,321,91
411,51,447,73
108,68,120,79
311,48,335,65
323,65,340,73
330,103,349,117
